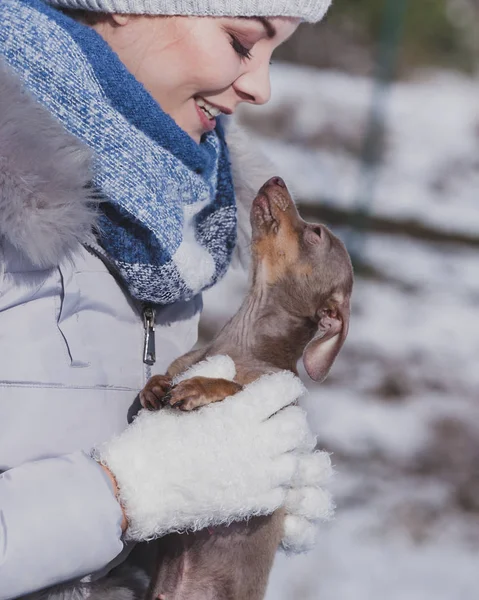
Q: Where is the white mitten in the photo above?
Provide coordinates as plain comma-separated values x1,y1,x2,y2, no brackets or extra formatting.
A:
95,356,316,542
281,451,335,554
176,357,335,554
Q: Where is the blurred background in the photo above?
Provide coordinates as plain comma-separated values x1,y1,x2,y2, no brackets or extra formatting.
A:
200,1,479,598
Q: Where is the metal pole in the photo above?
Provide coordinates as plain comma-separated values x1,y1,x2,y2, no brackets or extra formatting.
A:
349,0,408,265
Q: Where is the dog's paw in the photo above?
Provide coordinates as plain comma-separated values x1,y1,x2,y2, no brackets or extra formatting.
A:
167,378,210,411
167,377,243,411
140,375,173,410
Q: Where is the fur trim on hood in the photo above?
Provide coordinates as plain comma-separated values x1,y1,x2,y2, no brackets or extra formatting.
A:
0,58,97,268
222,117,279,270
0,59,276,271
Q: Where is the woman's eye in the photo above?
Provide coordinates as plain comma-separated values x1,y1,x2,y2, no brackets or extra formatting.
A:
230,35,253,60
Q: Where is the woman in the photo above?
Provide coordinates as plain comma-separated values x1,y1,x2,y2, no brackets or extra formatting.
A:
0,0,333,597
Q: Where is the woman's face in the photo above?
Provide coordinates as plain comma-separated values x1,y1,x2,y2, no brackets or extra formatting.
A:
93,15,300,142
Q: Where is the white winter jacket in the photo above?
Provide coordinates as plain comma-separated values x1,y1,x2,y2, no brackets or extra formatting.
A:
0,60,277,598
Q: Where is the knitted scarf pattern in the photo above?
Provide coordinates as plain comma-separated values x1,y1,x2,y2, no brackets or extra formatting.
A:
0,0,237,305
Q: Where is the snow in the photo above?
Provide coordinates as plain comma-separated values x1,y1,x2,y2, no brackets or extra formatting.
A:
237,63,479,237
267,513,479,600
200,62,479,599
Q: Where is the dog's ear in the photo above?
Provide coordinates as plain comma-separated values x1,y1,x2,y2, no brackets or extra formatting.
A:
302,294,350,382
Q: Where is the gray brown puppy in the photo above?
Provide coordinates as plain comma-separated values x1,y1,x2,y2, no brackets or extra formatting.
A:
139,176,353,600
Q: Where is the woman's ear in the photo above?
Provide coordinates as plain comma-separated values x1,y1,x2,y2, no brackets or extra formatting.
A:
302,295,350,383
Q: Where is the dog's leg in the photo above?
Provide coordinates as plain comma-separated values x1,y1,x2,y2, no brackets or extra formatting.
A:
167,348,208,378
140,375,173,410
166,376,242,411
140,374,241,411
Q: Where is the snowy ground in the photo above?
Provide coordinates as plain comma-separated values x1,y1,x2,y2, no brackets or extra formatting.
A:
237,63,479,238
201,63,479,599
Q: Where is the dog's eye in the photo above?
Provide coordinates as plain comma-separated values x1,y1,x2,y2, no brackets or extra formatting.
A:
305,225,323,245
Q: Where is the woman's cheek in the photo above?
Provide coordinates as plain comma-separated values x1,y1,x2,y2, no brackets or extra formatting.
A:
207,59,241,89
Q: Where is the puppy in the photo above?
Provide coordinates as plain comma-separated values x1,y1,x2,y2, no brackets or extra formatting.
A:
139,176,354,600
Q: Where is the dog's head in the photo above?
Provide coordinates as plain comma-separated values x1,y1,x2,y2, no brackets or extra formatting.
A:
250,176,353,382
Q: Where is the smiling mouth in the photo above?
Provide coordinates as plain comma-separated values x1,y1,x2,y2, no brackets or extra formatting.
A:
194,96,222,120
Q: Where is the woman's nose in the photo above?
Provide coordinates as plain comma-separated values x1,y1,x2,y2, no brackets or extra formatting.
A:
233,63,271,106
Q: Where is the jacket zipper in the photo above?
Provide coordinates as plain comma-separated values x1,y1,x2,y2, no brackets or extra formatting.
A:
142,305,156,367
84,244,157,380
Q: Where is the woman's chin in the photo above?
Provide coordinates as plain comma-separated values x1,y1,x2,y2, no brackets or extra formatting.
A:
190,130,202,144
165,102,211,144
172,115,202,144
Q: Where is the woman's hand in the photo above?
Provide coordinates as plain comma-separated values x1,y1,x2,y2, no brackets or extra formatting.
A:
94,356,332,542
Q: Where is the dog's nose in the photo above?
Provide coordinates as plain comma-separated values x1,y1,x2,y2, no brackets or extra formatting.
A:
267,176,286,189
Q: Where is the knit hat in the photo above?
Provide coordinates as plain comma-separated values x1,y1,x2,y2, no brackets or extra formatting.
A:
45,0,332,23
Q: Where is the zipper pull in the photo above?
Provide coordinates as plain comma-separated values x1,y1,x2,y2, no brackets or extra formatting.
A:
143,305,156,365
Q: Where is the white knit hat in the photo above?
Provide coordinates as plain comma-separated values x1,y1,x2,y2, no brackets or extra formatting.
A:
46,0,332,23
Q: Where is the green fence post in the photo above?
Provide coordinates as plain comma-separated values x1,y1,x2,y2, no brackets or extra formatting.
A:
349,0,408,266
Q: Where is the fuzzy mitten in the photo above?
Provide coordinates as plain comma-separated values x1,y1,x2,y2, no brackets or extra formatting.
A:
172,356,335,553
95,356,332,546
281,450,334,553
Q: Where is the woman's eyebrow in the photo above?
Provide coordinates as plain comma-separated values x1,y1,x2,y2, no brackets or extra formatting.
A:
247,17,277,38
258,17,276,38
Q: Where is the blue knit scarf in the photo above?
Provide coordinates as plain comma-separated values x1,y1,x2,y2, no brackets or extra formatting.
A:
0,0,237,305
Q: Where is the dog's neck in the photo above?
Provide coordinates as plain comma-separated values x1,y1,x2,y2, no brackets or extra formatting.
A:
213,284,315,373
